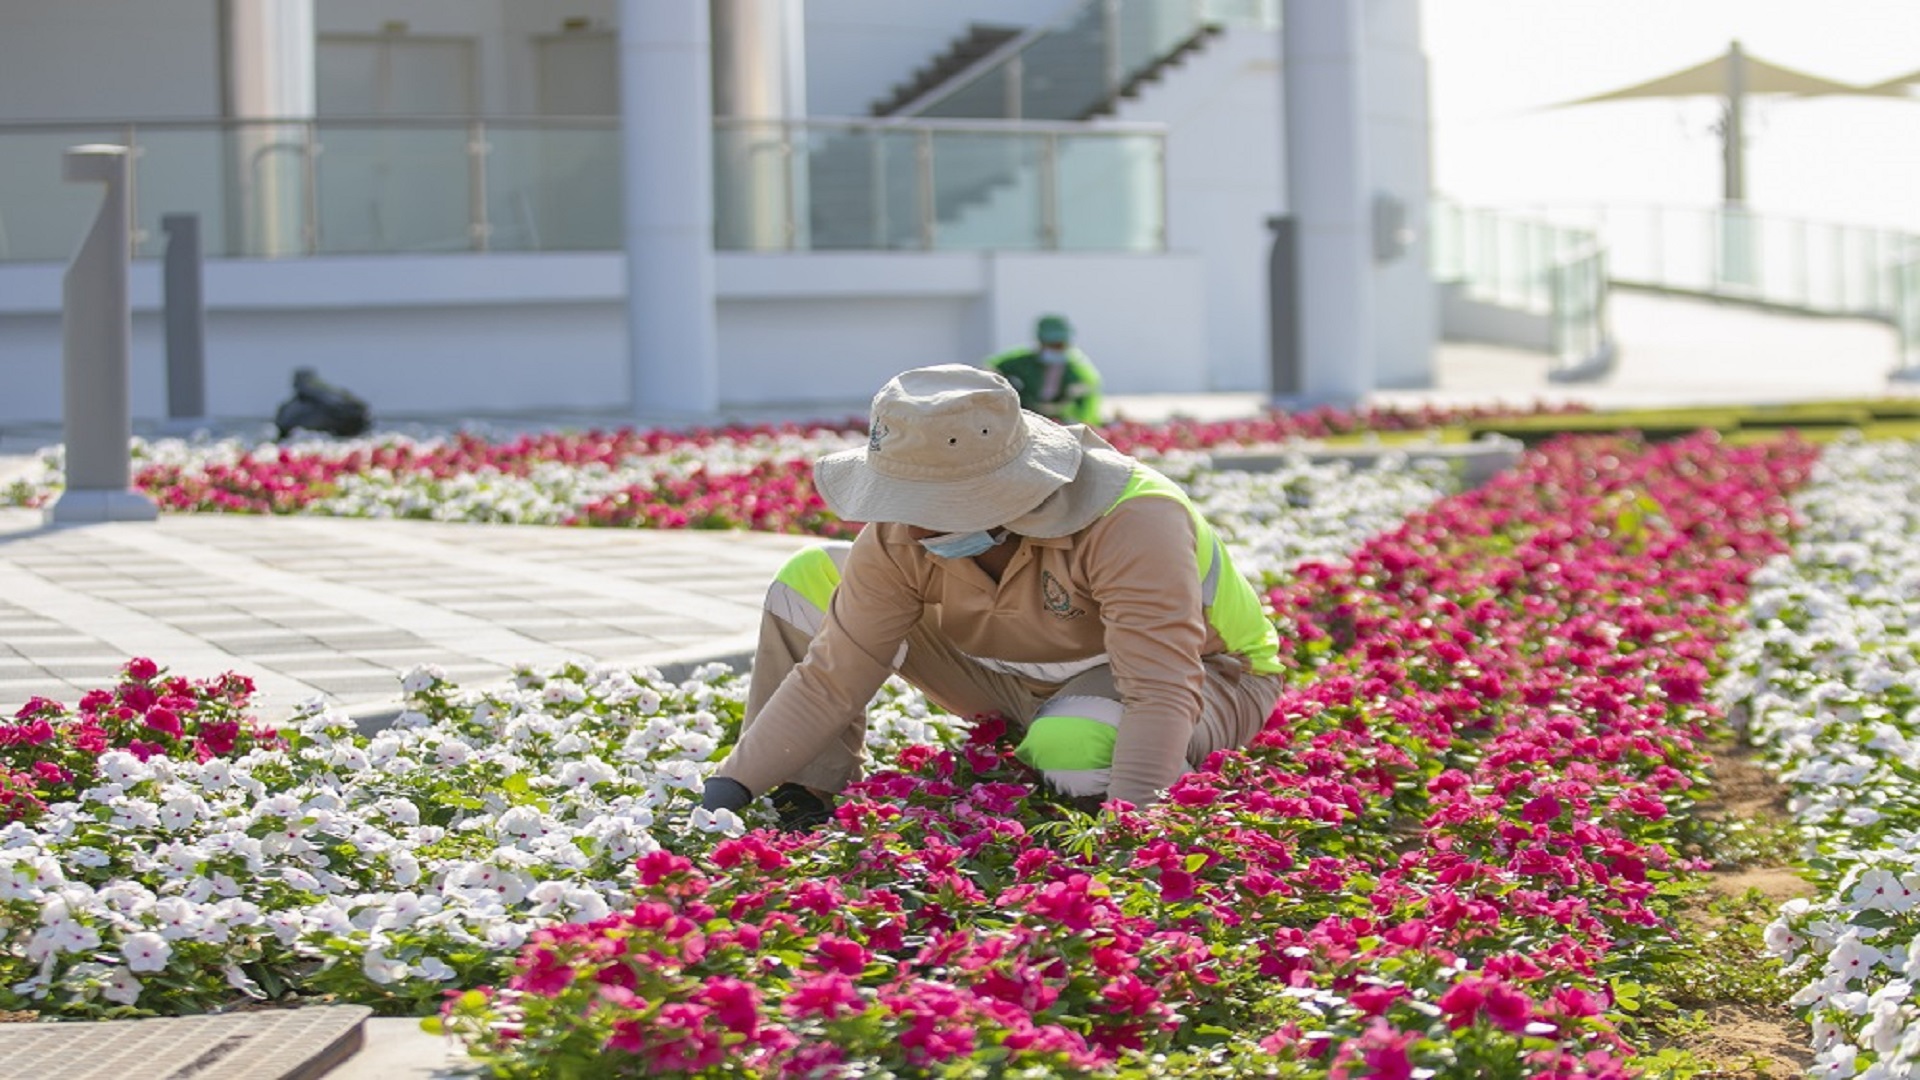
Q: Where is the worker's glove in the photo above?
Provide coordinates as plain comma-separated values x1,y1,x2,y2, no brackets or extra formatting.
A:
701,776,753,813
770,783,834,831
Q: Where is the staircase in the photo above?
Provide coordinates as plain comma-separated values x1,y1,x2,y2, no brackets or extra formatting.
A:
868,24,1024,118
807,2,1238,250
1091,23,1224,118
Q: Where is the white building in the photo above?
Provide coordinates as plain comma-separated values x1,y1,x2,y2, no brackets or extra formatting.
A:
0,0,1436,424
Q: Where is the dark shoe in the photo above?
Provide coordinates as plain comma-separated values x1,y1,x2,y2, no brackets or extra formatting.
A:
770,783,833,831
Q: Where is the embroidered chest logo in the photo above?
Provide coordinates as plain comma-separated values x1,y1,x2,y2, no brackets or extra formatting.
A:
1041,570,1085,620
867,422,890,453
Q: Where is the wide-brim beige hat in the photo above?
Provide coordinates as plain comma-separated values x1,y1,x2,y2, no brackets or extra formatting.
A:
814,364,1133,536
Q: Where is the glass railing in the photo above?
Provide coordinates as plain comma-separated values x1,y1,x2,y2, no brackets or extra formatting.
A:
1430,199,1613,372
897,0,1279,121
1518,204,1918,320
1895,252,1920,376
0,117,1166,261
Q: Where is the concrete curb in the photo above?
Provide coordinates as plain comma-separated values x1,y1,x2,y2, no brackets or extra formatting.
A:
1210,435,1524,489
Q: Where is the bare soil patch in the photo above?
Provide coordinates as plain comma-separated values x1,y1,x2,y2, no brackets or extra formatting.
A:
1654,738,1816,1077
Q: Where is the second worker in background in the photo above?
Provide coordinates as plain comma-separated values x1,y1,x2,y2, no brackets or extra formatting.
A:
985,313,1104,425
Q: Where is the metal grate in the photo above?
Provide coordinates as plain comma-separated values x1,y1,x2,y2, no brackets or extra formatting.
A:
0,1005,372,1080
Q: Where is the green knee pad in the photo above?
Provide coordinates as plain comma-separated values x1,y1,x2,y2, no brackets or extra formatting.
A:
1015,715,1116,797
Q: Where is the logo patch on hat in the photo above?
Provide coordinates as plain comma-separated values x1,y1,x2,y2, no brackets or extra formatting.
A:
868,422,889,454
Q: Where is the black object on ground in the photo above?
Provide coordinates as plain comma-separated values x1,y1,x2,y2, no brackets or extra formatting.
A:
275,368,372,440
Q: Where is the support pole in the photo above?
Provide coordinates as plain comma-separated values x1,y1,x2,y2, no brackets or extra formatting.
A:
49,145,158,525
1281,0,1373,405
1719,40,1755,288
620,0,721,417
162,213,208,428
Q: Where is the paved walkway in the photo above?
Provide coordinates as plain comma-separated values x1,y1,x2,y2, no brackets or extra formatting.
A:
0,511,811,721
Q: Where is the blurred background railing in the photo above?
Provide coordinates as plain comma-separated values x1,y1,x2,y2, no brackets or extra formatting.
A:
0,117,1167,261
1430,199,1612,374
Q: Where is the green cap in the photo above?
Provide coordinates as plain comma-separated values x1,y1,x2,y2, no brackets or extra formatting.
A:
1035,314,1072,345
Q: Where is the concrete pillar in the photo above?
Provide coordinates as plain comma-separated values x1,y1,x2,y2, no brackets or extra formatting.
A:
711,0,808,250
1282,0,1372,404
620,0,721,417
1363,0,1438,389
49,146,158,525
220,0,316,257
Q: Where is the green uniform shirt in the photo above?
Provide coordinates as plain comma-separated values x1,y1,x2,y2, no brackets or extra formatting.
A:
985,346,1104,425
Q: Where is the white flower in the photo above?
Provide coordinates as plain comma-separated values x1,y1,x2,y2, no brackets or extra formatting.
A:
1851,869,1915,913
101,969,143,1005
198,759,234,789
541,679,586,705
390,852,421,888
362,947,410,985
401,665,445,694
159,795,202,826
225,964,267,999
413,955,457,982
557,757,617,789
121,932,173,973
97,752,150,785
688,807,743,835
1815,1042,1859,1078
433,741,472,768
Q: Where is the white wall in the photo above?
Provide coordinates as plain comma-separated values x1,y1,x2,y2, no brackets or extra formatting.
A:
983,253,1210,395
1365,0,1437,388
0,0,219,120
1114,27,1284,393
1117,10,1436,393
0,248,1207,423
801,0,1066,117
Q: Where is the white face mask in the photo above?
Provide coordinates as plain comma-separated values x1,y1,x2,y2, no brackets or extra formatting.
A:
918,528,1008,559
1039,347,1067,364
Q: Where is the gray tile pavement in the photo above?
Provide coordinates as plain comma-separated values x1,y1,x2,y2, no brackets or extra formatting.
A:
0,510,813,722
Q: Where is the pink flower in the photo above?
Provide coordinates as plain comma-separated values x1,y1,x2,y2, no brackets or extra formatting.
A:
143,707,183,738
812,935,869,977
783,973,861,1019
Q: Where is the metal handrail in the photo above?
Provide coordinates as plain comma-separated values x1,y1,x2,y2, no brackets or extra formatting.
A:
888,13,1069,120
0,115,1169,136
890,0,1277,121
0,115,1168,260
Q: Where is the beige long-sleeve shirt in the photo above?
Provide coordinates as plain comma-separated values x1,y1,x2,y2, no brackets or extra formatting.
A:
717,493,1263,805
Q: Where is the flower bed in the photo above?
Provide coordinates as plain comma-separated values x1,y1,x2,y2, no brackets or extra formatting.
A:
0,402,1574,522
1719,437,1920,1076
0,456,1449,1021
429,433,1811,1077
0,430,1816,1076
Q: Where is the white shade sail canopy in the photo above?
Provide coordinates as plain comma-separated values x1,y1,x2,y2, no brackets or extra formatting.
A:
1556,47,1862,107
1860,69,1920,97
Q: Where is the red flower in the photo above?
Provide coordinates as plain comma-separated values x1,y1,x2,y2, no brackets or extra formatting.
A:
143,707,184,738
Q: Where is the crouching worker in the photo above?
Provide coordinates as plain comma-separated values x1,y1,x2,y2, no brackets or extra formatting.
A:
700,365,1283,827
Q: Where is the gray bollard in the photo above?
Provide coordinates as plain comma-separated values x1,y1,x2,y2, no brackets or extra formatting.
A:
162,213,207,428
46,144,158,525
